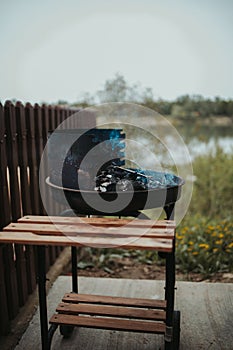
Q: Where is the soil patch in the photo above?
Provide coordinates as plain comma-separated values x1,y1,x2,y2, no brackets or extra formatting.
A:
63,256,233,283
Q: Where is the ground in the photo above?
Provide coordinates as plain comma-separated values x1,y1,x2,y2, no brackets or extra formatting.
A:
63,256,233,283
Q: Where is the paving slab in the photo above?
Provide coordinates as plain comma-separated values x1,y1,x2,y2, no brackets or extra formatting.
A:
15,277,233,350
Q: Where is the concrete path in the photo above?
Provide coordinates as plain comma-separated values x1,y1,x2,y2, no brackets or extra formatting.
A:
15,277,233,350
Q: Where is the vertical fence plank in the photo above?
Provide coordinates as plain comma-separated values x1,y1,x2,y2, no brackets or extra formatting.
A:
0,102,10,333
48,105,60,215
45,105,57,267
25,103,41,214
4,101,22,220
0,103,11,225
40,104,52,216
0,248,10,334
1,101,19,320
16,102,36,294
15,101,32,214
49,106,60,260
34,103,45,214
4,101,28,306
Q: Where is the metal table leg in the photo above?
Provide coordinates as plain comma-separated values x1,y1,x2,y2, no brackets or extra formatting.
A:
71,246,78,293
164,203,179,349
37,245,49,350
164,247,176,349
58,246,78,339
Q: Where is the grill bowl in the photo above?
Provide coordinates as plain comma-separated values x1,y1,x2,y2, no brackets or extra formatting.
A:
46,171,184,216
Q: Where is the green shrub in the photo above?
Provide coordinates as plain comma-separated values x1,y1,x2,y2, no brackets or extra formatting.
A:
176,216,233,275
189,147,233,218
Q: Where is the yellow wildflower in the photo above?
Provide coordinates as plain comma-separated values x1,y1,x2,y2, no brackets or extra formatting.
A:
176,235,183,240
215,240,223,245
192,252,198,256
213,248,218,253
199,243,209,249
188,241,194,245
218,233,224,239
227,242,233,248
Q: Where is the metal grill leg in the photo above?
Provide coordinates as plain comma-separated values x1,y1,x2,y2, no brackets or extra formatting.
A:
37,246,49,350
71,246,78,293
165,250,176,349
164,203,176,349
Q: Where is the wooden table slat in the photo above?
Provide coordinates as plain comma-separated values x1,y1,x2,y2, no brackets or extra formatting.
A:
0,216,175,252
18,215,175,228
62,293,167,309
4,222,175,239
0,231,173,251
49,314,166,334
56,302,166,320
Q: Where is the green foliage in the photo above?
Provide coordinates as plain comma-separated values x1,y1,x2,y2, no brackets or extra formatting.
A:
175,148,233,275
77,247,160,271
189,147,233,218
75,73,154,106
176,217,233,276
73,73,233,119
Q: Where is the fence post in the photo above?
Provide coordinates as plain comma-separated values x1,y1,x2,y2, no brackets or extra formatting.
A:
0,102,10,334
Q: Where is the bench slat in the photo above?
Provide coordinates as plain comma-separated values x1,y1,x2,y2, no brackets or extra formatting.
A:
5,223,174,239
0,231,173,251
62,293,167,309
18,215,175,228
56,302,166,320
1,216,175,252
50,314,166,334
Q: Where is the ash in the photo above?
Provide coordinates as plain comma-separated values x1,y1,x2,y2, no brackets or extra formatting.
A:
94,165,178,193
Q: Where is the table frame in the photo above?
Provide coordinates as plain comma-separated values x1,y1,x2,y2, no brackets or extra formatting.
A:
0,204,179,349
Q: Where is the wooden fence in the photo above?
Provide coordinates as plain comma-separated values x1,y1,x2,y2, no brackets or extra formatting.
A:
0,101,96,335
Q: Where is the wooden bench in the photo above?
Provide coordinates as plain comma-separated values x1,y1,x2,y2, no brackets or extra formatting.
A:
0,215,179,349
1,215,175,251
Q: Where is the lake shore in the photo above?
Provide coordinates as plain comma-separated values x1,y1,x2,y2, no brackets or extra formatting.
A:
168,115,233,126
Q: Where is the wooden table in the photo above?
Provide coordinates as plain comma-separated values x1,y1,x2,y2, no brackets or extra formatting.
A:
0,215,179,350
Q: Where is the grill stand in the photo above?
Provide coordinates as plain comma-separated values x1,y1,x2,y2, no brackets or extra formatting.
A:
32,206,179,349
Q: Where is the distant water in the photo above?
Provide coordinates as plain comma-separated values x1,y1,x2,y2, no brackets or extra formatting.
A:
187,136,233,158
97,116,233,167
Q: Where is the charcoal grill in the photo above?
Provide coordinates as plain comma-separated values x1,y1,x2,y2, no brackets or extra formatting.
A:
47,128,184,217
45,127,184,349
46,172,183,216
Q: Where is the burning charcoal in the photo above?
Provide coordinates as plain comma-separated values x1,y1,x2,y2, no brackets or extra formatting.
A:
105,183,117,192
132,181,147,191
99,186,107,192
112,166,138,180
93,164,179,193
100,182,111,187
116,179,133,192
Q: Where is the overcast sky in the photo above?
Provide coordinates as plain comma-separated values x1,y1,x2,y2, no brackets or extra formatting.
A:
0,0,233,104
